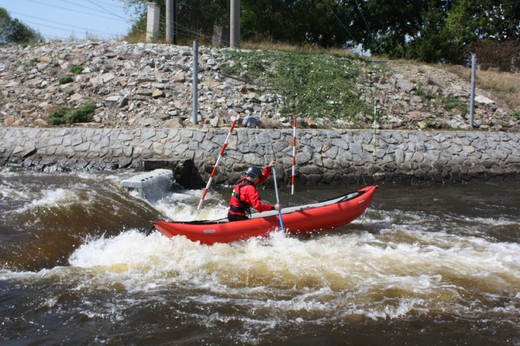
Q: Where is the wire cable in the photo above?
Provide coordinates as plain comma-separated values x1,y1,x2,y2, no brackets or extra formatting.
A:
8,11,124,38
321,0,356,42
25,0,129,23
86,0,126,19
353,0,373,38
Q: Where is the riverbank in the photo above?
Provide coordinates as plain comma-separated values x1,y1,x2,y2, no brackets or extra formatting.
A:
1,127,518,186
1,40,519,132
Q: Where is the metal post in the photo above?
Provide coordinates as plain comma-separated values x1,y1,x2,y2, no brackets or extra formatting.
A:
166,0,174,43
230,0,240,48
192,40,199,125
469,53,476,128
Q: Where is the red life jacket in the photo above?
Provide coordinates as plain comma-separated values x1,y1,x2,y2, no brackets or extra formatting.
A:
229,179,254,216
228,167,274,216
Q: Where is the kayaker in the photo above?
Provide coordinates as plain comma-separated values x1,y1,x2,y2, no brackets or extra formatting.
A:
228,161,282,221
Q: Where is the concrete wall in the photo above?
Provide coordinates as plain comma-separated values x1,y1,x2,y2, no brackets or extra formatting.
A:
1,127,519,185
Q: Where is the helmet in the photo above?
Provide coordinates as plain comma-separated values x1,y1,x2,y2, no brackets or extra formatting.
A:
245,166,262,178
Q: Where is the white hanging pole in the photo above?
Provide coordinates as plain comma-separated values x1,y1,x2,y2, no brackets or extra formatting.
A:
372,102,378,153
291,116,297,195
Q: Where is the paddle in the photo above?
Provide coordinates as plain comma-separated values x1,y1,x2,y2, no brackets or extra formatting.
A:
271,167,285,230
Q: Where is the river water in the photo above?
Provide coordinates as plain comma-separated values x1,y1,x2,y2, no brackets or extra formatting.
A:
0,167,519,345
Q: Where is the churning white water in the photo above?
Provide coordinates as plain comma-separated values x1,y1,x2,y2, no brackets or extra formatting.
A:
1,169,519,344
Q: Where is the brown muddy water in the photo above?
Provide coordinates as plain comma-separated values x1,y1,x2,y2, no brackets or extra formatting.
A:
0,167,519,345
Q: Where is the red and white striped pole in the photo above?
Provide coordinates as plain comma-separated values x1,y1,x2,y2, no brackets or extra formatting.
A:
197,114,239,210
291,116,297,195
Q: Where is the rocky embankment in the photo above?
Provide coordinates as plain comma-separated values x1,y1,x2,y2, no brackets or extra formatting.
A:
0,40,519,132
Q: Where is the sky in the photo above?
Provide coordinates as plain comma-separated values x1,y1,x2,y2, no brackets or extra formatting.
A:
1,0,135,40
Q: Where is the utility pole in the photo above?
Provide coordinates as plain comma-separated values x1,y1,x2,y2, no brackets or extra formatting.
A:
166,0,177,44
230,0,240,48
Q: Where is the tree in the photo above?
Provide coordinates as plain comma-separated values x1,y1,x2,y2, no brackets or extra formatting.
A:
349,0,519,65
123,0,228,43
440,0,520,64
241,0,356,47
118,0,519,68
122,0,356,47
0,7,43,45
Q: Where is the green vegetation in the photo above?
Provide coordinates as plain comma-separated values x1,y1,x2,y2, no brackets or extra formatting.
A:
440,96,467,114
58,76,74,85
423,117,435,127
222,49,369,126
0,7,43,45
121,0,519,69
49,102,96,125
24,58,38,68
70,65,83,74
512,111,520,120
415,86,434,100
222,46,520,128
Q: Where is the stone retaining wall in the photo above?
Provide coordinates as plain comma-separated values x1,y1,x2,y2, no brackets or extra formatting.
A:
1,127,519,185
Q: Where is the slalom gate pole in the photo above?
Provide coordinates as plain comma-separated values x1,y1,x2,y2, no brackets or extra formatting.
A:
197,114,239,210
272,167,285,230
373,102,378,154
291,116,297,195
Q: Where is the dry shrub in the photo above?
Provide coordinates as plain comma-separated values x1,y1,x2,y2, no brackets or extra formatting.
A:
242,40,358,59
445,64,520,111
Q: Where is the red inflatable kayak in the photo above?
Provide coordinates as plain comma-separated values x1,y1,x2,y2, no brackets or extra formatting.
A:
153,185,378,244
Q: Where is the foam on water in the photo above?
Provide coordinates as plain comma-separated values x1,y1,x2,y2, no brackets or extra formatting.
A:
12,187,89,214
153,189,228,221
0,223,507,320
1,171,519,330
0,183,30,201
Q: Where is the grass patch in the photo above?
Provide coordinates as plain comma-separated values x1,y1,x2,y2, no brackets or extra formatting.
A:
58,76,74,85
70,65,83,74
49,102,95,125
416,86,434,100
512,111,520,120
24,58,38,68
222,49,369,126
440,96,467,114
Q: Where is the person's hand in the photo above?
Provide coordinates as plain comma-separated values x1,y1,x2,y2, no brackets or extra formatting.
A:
268,160,276,168
274,204,281,211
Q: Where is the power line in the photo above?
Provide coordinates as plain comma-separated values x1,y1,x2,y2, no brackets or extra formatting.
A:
83,0,128,11
353,0,373,38
86,0,125,19
9,11,124,38
321,0,356,42
5,0,132,39
26,0,129,23
15,19,121,39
